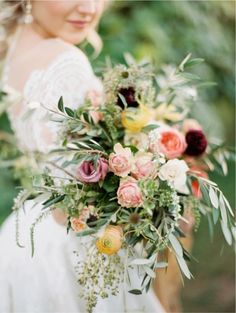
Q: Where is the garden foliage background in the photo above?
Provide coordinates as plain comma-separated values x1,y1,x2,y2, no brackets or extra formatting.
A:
0,1,235,312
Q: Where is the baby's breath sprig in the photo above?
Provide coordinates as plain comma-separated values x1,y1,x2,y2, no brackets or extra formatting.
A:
74,246,124,313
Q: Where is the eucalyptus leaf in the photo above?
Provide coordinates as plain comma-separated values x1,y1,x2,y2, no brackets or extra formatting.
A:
220,220,232,245
65,107,75,117
222,194,234,216
176,255,192,279
58,96,64,112
209,186,219,208
143,265,156,278
212,207,220,225
219,193,228,225
129,258,154,266
155,262,168,269
184,58,204,68
179,53,192,71
128,289,143,295
169,233,183,257
141,124,159,133
76,228,98,237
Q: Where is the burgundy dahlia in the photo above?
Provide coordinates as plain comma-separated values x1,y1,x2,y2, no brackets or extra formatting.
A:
117,86,139,109
185,129,208,156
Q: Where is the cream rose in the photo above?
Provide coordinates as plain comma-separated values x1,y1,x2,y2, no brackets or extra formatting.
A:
158,159,189,192
109,143,133,177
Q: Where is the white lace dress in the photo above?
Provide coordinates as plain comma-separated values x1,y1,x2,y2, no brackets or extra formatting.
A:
0,42,165,313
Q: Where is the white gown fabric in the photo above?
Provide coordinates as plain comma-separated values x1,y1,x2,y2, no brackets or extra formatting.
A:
0,40,165,313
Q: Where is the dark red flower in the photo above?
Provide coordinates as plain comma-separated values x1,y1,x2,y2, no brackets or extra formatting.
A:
117,87,138,109
185,130,208,156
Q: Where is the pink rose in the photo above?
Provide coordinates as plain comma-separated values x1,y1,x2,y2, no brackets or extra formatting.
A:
149,127,187,159
117,177,143,208
109,143,133,177
131,152,155,180
76,157,108,183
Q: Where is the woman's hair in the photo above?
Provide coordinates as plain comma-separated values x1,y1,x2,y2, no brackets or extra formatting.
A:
0,0,106,61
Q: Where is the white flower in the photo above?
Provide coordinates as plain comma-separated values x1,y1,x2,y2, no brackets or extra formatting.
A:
124,132,149,151
158,159,189,192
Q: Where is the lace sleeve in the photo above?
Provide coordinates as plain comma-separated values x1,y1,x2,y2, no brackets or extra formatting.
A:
24,49,101,110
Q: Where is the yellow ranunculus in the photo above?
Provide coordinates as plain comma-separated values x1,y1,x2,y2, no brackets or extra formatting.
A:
96,225,123,255
121,104,153,133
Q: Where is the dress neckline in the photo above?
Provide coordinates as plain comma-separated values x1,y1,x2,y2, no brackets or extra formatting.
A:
1,24,75,91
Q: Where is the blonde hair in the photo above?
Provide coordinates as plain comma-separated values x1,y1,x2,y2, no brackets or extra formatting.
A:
0,0,106,61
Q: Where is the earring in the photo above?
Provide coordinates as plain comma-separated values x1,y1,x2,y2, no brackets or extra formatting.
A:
24,0,33,24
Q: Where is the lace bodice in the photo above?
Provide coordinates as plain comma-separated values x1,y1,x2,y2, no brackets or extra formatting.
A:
3,45,103,153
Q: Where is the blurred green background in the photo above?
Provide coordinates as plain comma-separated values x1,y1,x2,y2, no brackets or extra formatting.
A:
0,1,235,312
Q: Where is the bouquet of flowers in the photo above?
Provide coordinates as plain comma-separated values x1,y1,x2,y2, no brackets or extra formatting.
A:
4,54,235,312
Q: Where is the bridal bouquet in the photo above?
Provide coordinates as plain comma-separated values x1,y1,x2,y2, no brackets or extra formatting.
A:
5,54,235,312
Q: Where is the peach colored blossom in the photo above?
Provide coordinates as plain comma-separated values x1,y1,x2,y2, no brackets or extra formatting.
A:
117,177,143,208
109,143,133,177
149,127,187,159
70,217,86,233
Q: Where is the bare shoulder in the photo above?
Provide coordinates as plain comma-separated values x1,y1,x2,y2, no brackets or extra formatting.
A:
25,38,89,69
8,38,90,92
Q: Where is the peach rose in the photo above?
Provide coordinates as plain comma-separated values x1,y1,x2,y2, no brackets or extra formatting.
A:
131,152,155,180
70,217,86,233
109,143,133,177
149,127,187,159
117,177,143,208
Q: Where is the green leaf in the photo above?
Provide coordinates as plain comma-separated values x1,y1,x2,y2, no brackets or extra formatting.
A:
222,194,234,217
184,58,204,68
176,254,192,279
143,265,156,278
212,208,220,224
42,194,65,209
141,124,159,133
128,289,143,295
169,234,183,257
117,93,128,108
220,221,232,245
129,258,154,266
179,53,192,71
155,262,168,269
209,186,219,208
219,193,228,225
179,72,201,81
65,107,75,117
76,228,98,237
58,96,64,112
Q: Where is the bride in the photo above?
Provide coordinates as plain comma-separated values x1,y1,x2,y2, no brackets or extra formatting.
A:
0,1,166,312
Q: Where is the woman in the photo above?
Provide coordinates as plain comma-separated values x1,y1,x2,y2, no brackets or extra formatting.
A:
0,1,165,312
